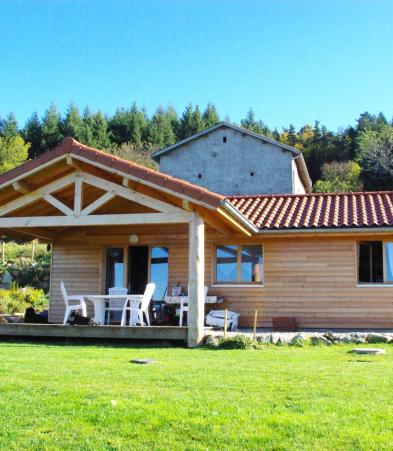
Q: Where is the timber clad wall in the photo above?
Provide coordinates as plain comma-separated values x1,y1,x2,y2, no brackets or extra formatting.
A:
49,227,393,328
49,245,102,322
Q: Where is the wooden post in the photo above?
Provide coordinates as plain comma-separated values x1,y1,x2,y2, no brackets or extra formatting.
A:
74,177,83,216
223,309,228,339
253,310,258,341
32,240,36,262
187,214,205,348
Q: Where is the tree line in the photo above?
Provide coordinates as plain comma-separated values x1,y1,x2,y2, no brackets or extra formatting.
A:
0,103,392,192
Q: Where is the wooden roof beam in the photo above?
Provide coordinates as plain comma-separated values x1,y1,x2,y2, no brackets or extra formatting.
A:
12,181,32,194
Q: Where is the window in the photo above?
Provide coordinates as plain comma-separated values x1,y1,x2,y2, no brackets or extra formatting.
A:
358,241,393,284
150,247,169,300
216,245,238,282
215,244,263,284
106,248,124,291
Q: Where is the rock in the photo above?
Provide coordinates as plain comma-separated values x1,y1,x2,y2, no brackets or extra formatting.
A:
257,335,271,344
323,331,339,342
279,334,293,345
350,348,386,355
204,335,219,347
290,334,306,347
338,335,354,344
366,333,389,344
270,333,281,345
310,335,332,346
351,333,367,344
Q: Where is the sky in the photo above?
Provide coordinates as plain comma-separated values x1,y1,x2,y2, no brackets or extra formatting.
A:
1,0,393,131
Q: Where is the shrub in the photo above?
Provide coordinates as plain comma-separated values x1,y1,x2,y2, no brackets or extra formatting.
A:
0,284,48,314
1,258,50,292
218,335,254,350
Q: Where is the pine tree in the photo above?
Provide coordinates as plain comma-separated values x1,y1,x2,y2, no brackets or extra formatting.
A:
62,103,83,141
178,103,205,139
240,109,270,136
129,103,148,145
149,106,176,147
80,107,95,146
23,112,43,158
203,103,220,128
287,124,297,146
192,105,205,134
241,109,257,131
42,104,63,151
177,103,195,139
3,113,19,139
109,108,131,145
92,111,111,149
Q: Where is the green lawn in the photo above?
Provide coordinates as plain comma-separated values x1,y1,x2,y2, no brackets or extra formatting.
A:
0,342,393,450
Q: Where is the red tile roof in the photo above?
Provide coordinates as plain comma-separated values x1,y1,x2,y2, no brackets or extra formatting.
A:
0,137,224,208
226,192,393,230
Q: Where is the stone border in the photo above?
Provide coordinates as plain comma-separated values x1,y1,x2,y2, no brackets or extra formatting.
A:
204,331,392,347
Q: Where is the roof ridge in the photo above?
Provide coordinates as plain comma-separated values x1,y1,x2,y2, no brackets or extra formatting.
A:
226,191,393,200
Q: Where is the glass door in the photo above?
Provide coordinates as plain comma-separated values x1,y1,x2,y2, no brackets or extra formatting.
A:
150,247,169,301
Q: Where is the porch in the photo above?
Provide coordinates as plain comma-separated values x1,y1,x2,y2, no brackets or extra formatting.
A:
0,322,188,342
0,138,251,346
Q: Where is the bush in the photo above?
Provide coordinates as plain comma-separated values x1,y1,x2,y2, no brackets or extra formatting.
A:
1,258,50,292
0,284,48,314
218,336,254,350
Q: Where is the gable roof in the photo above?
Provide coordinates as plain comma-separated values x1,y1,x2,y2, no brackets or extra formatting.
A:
226,192,393,232
0,137,224,209
151,121,312,192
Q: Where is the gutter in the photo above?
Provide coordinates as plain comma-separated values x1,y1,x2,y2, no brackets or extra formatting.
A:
257,226,393,235
293,154,312,193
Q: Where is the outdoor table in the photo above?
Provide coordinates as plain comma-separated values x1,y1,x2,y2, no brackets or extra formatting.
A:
85,294,143,325
164,295,223,305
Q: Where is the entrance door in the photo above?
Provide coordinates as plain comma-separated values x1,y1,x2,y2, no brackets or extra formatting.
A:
127,246,169,300
128,246,149,294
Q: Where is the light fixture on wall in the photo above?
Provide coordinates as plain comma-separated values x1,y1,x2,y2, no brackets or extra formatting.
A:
128,234,139,244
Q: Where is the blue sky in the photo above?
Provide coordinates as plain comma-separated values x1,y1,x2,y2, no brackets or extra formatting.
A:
1,0,392,130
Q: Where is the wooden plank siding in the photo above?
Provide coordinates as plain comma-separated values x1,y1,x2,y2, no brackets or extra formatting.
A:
49,226,393,328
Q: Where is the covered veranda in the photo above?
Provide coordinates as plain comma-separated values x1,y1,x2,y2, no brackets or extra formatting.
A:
0,138,253,346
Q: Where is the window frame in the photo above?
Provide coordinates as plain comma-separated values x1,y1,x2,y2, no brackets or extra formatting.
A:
213,243,264,286
356,240,393,286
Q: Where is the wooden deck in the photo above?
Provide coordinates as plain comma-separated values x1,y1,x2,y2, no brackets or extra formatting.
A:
0,323,188,342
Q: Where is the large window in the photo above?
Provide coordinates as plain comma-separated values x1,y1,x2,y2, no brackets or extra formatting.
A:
215,244,263,284
358,241,393,284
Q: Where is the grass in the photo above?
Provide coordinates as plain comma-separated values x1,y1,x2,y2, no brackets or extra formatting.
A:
0,342,393,450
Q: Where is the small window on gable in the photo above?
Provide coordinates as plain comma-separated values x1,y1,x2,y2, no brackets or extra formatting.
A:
223,136,227,143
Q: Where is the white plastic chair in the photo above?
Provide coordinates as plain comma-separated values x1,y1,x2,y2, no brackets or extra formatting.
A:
121,283,155,327
105,287,128,325
179,286,208,326
60,281,87,325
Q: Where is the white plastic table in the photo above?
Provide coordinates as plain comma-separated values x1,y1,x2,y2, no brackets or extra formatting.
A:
164,295,223,305
85,294,143,325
